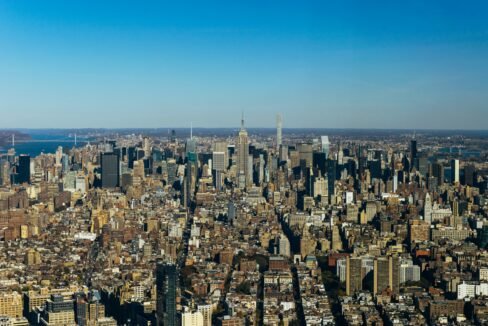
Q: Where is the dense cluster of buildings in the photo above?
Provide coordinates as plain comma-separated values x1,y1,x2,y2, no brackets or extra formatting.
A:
0,119,487,325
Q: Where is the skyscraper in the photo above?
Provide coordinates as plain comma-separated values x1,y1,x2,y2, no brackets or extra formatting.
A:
236,115,249,189
17,154,30,184
464,164,475,186
276,113,282,150
432,162,444,186
298,143,313,168
410,138,417,167
101,152,120,188
321,136,330,158
451,159,460,184
156,262,177,326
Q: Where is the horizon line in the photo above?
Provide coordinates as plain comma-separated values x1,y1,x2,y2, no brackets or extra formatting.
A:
1,127,487,132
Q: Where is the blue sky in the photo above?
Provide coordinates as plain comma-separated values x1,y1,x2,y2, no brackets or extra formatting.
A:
0,1,487,129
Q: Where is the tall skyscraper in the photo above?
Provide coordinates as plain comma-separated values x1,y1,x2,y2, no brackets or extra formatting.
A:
451,159,460,184
432,162,444,186
17,154,30,184
156,262,177,326
276,113,282,150
464,164,475,186
236,115,249,189
298,142,313,168
321,136,330,158
101,152,120,188
410,138,417,167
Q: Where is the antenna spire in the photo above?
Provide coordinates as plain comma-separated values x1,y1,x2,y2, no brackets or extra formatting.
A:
190,122,193,140
241,111,244,130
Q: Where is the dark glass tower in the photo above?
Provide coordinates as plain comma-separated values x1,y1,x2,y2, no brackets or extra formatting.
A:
17,154,30,184
156,262,177,326
410,139,417,168
101,152,120,188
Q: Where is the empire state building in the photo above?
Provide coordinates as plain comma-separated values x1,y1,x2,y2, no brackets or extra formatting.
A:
236,115,249,189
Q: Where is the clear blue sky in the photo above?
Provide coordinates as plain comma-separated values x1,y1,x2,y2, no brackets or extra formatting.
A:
0,1,487,129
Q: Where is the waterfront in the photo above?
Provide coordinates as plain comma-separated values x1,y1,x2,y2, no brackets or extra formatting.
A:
0,133,88,157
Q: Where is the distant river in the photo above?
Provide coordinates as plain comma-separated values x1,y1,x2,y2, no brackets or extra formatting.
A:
0,133,90,157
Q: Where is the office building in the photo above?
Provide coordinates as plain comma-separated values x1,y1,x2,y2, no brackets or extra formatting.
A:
373,256,400,295
156,262,177,326
41,294,76,326
321,136,330,158
432,162,444,186
346,257,363,295
410,139,417,166
101,152,120,188
0,292,23,318
400,260,421,284
17,155,30,184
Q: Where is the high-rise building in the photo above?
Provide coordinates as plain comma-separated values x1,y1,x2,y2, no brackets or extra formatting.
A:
276,114,282,150
410,139,417,167
313,173,328,199
417,156,428,177
236,115,249,189
0,292,23,318
278,234,291,257
432,162,444,186
321,136,330,158
424,192,433,223
101,153,120,188
41,294,76,326
451,159,460,184
298,143,313,168
181,311,203,326
212,151,226,191
399,259,421,284
408,220,430,244
373,256,400,295
197,305,212,326
143,137,151,158
331,225,342,251
17,155,30,184
464,164,475,186
127,146,136,169
346,257,363,295
156,262,177,326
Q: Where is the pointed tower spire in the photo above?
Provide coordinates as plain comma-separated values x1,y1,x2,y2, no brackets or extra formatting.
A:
190,122,193,140
241,111,245,130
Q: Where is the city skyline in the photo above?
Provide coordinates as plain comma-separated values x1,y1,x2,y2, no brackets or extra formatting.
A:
1,1,488,129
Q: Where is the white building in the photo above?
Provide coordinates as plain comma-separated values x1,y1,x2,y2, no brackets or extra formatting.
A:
457,282,476,300
400,260,421,284
337,258,347,282
480,268,488,281
181,311,204,326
